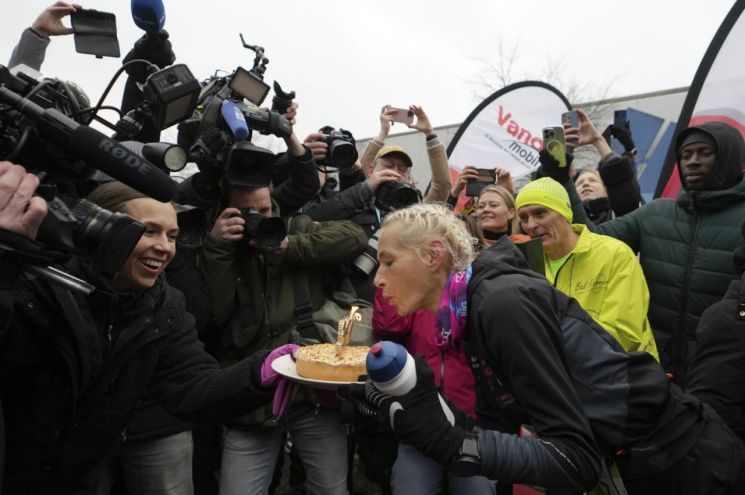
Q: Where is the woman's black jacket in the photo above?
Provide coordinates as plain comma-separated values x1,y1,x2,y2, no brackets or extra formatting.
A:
0,259,272,494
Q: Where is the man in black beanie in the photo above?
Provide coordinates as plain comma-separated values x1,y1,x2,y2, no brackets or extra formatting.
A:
544,118,745,385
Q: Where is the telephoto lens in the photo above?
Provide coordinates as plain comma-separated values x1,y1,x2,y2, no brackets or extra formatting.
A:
374,181,421,212
239,208,287,251
323,130,358,169
351,231,381,276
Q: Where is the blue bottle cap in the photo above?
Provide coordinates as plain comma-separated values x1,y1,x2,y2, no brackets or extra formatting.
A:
366,341,409,383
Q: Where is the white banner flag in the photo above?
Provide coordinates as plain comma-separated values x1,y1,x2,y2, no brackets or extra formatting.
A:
447,81,571,180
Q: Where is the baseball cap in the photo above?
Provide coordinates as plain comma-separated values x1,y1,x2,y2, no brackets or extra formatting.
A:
374,145,413,168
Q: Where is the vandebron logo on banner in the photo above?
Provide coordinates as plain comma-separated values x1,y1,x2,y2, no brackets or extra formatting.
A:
448,81,571,181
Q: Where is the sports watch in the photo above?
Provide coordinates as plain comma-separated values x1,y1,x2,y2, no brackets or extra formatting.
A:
448,431,482,477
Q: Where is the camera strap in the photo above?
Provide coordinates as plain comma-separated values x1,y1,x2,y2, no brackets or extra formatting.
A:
286,216,322,342
292,273,323,343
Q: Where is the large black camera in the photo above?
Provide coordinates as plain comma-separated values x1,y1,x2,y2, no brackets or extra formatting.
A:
319,128,357,169
0,63,186,290
375,181,421,211
239,208,287,251
37,195,145,279
0,64,177,201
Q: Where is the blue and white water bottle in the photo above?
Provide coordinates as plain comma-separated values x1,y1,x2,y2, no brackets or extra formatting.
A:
366,341,455,425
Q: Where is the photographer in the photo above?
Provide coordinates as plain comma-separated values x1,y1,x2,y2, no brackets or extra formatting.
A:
360,105,451,203
199,160,367,495
301,128,401,234
178,118,318,219
0,172,298,494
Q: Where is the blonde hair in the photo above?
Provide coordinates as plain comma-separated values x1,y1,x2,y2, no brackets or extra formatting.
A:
476,184,517,234
380,203,474,272
477,184,515,210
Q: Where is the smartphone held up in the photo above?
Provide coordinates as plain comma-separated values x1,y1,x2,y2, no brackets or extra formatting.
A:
543,126,567,168
561,111,579,129
561,111,579,146
387,107,415,125
465,168,496,197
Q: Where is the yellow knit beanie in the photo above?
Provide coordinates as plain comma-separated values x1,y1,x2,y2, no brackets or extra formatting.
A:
515,177,573,223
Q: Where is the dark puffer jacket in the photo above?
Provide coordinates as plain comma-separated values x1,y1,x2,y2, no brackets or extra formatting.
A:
568,122,745,383
687,277,745,444
0,260,272,494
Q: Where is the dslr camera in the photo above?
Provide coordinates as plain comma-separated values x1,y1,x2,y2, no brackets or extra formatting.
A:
238,208,287,251
318,128,358,169
374,181,421,212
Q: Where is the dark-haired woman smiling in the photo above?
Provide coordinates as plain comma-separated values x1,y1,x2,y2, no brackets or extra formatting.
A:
0,181,291,494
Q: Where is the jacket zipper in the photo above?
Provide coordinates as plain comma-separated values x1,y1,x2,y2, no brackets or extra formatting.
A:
551,254,574,289
675,212,703,375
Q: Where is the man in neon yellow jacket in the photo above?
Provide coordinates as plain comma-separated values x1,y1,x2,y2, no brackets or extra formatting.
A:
515,177,659,360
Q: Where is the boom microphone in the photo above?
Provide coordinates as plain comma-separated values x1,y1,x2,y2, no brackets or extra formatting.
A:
0,86,176,202
68,127,177,201
131,0,166,35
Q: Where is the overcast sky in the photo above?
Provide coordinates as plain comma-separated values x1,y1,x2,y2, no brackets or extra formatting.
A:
0,0,736,143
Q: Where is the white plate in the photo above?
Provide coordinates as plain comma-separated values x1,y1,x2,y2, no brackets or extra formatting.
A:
270,354,367,390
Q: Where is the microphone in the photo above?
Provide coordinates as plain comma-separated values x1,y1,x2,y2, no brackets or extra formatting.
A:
131,0,166,35
221,100,249,140
0,86,176,202
68,126,176,202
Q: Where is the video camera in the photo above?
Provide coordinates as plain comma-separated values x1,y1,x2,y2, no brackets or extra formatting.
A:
0,60,197,292
178,36,296,193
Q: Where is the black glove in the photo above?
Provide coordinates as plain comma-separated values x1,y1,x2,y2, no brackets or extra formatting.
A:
364,354,466,465
602,124,636,154
338,383,384,424
538,148,573,184
123,30,177,83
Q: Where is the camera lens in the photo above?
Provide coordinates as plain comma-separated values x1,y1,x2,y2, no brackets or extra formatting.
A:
375,181,421,211
240,208,287,251
71,199,146,278
352,232,381,276
328,139,358,169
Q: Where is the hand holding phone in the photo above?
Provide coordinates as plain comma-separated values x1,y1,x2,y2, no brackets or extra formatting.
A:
613,110,628,129
385,107,415,125
561,111,579,129
543,127,567,168
465,168,497,197
562,111,580,147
